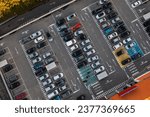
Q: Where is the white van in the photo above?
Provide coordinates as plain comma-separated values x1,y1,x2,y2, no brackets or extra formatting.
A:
65,39,76,46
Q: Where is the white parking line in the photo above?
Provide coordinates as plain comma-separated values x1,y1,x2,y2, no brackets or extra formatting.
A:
15,47,19,54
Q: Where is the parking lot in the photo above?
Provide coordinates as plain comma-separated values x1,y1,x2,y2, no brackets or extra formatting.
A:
0,0,150,100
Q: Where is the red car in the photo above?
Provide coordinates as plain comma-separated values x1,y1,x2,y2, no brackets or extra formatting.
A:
15,92,27,100
70,23,81,32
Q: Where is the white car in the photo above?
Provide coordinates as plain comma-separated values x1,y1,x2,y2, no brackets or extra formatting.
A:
42,79,52,87
108,32,118,40
131,1,141,8
88,55,99,63
99,17,106,23
125,42,136,49
74,29,83,36
32,57,42,64
58,85,67,92
34,36,44,43
113,42,123,50
96,11,106,19
94,66,105,74
99,0,109,4
83,44,93,52
47,90,59,99
66,13,77,21
43,52,52,59
70,44,78,51
39,73,49,81
81,39,90,46
66,39,76,47
53,73,63,81
123,37,132,44
30,31,42,39
91,61,101,69
45,84,55,93
86,49,96,56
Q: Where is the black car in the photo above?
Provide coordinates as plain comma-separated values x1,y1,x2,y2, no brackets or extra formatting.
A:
9,75,18,83
92,7,103,15
60,29,71,37
115,49,124,57
117,25,127,34
72,49,83,58
113,21,124,29
77,60,88,69
35,67,47,76
107,11,117,19
55,79,65,87
0,48,6,56
46,32,52,38
102,2,112,10
143,19,150,27
74,55,85,63
121,58,131,65
8,81,20,89
56,18,66,27
105,7,113,14
36,41,46,49
2,64,13,73
26,47,36,54
76,95,86,100
120,31,130,38
78,34,86,40
131,53,141,60
63,34,73,42
146,26,150,32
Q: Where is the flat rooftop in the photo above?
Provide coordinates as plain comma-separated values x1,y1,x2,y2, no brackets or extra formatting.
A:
111,71,150,100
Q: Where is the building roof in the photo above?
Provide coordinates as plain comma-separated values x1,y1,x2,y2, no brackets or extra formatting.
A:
111,71,150,100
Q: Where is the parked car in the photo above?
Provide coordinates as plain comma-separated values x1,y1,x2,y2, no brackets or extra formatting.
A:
94,66,105,74
81,39,90,46
33,62,44,70
43,52,52,59
74,55,85,63
46,32,53,41
44,84,55,93
34,36,44,43
57,24,67,32
26,47,36,54
99,17,107,24
113,42,123,50
123,37,132,45
9,75,18,83
70,44,79,52
15,92,27,100
70,23,81,32
53,73,63,81
30,31,42,39
115,49,124,57
77,60,88,68
2,64,13,73
87,55,99,63
83,44,93,52
107,11,117,19
92,7,103,15
111,37,120,45
107,32,118,40
58,85,67,92
96,11,106,19
111,16,121,24
35,67,47,76
72,49,83,57
0,48,6,56
74,29,83,36
39,73,49,81
86,49,96,56
21,37,31,44
125,42,136,49
120,31,130,38
56,18,66,27
91,61,101,69
121,58,131,65
32,57,42,64
131,1,141,8
100,22,110,30
47,90,59,99
66,39,76,47
8,81,20,89
45,57,54,65
42,79,52,87
36,41,46,49
66,13,77,21
76,95,86,100
143,19,150,27
28,52,38,59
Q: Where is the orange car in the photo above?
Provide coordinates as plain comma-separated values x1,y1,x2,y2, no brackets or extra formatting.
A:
70,23,81,32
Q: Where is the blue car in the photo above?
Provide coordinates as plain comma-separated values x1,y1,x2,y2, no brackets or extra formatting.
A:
103,27,113,36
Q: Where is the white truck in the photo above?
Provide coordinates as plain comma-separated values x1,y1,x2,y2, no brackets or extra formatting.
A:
96,71,108,81
46,62,57,71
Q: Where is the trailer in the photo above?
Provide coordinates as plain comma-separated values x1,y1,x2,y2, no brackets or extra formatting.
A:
96,71,108,81
143,12,150,21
